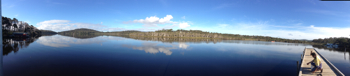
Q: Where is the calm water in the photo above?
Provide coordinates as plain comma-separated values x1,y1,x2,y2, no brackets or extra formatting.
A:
2,35,349,76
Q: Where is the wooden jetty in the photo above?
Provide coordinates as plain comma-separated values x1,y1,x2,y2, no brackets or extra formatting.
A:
298,48,344,76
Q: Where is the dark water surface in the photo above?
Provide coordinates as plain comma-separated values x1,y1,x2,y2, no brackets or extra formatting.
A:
2,35,349,76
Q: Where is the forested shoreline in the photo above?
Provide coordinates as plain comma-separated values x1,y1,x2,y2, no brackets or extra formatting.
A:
58,28,350,48
2,17,57,37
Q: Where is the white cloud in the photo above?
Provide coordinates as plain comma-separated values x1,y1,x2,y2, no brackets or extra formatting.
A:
126,15,191,29
218,24,229,28
132,15,176,27
37,20,106,32
159,15,174,23
107,28,126,32
15,14,19,17
178,22,190,28
24,20,31,23
181,16,186,19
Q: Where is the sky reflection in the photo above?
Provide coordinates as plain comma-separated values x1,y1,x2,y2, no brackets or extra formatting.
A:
123,42,189,55
3,35,350,76
36,35,125,47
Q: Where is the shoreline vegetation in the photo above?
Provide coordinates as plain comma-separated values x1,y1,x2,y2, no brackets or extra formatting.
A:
2,17,57,38
2,17,349,49
58,28,350,48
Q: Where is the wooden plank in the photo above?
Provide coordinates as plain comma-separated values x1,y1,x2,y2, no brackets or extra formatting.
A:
298,48,342,76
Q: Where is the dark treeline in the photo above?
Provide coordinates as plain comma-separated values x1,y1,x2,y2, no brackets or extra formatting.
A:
115,29,313,43
59,28,314,44
2,16,57,37
312,37,349,48
56,28,349,49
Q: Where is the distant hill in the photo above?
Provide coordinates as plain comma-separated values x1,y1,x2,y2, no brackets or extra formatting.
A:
58,28,101,39
59,28,100,33
58,28,317,44
40,30,57,35
296,39,313,42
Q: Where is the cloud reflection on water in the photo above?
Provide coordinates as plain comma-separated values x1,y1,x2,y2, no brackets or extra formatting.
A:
36,35,125,47
178,42,189,49
36,35,188,55
123,42,189,55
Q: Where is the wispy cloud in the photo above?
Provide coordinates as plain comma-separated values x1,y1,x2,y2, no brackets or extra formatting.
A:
188,21,350,40
24,20,31,24
45,0,64,5
124,15,192,30
214,3,233,9
305,0,316,5
107,28,126,32
181,16,186,19
302,9,350,17
37,20,107,32
4,4,16,8
39,15,191,32
159,0,168,6
218,24,229,28
3,0,21,8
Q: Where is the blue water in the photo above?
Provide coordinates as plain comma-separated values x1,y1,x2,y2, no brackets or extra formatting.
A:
2,35,349,76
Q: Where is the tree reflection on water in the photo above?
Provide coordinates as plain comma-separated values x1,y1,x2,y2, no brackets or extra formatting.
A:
3,37,39,55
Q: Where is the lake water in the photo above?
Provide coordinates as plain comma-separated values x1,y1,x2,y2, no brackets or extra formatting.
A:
1,35,349,76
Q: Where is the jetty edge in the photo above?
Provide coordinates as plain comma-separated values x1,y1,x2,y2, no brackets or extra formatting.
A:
298,48,344,76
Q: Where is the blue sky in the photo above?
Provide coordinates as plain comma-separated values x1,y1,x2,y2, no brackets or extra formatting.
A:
2,0,350,39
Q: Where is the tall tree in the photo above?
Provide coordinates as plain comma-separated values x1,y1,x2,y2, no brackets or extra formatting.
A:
13,24,17,31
